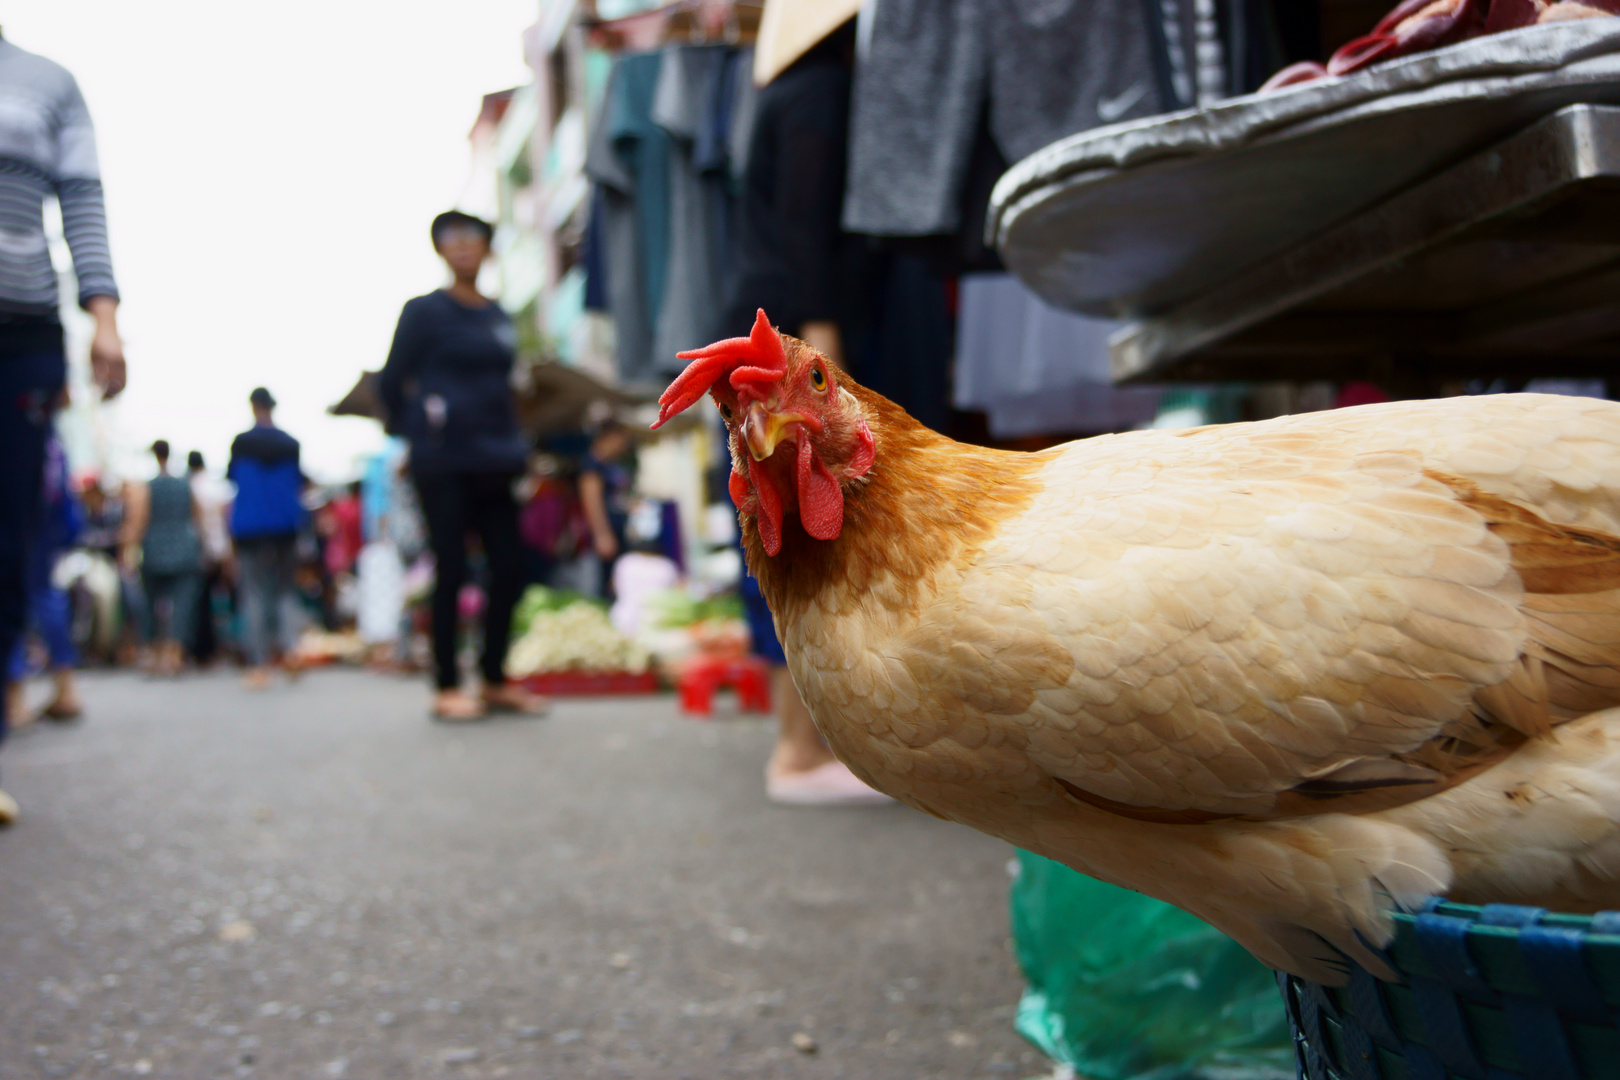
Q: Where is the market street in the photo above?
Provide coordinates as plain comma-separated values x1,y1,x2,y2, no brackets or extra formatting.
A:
0,670,1040,1079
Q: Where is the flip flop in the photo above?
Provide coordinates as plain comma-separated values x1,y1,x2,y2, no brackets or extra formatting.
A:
481,689,550,716
431,693,487,722
766,760,896,807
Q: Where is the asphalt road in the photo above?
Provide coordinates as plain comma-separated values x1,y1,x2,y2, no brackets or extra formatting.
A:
0,669,1044,1079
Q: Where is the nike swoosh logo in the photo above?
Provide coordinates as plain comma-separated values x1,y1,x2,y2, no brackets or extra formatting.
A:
1097,82,1149,123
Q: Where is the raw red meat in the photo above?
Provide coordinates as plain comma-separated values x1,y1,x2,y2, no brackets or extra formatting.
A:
1259,0,1618,90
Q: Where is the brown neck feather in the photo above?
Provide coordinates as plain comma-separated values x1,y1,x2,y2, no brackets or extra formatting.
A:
743,386,1044,623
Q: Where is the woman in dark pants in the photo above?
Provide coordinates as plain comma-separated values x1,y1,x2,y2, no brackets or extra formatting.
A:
379,211,547,721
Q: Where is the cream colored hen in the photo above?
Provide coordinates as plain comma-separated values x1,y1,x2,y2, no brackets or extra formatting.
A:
656,312,1620,983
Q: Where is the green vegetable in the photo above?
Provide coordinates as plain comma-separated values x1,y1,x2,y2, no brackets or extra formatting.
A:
512,585,607,639
642,588,744,629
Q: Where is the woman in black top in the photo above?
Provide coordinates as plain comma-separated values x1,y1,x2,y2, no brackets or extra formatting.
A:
380,211,546,721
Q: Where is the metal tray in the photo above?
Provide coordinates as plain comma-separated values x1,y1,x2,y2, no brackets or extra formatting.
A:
1110,104,1620,383
989,19,1620,320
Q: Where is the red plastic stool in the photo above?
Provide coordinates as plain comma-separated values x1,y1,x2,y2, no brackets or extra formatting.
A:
678,655,773,716
727,657,772,713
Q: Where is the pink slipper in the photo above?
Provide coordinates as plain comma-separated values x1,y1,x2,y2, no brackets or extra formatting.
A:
766,760,896,807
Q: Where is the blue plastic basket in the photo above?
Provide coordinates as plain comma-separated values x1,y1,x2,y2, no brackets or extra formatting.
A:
1279,900,1620,1080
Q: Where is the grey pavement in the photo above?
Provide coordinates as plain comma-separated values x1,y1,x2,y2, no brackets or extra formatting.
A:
0,669,1045,1079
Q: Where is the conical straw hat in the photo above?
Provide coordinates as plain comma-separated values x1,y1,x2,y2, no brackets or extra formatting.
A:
752,0,863,86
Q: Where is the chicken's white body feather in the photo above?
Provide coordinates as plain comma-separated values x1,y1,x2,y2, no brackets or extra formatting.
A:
778,393,1620,982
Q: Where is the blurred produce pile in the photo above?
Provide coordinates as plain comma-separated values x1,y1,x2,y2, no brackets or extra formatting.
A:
506,587,650,676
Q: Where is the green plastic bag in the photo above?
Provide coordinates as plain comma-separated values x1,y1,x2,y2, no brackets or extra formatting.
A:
1009,851,1294,1080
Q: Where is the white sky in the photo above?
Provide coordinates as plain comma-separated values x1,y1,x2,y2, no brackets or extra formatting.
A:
6,1,540,481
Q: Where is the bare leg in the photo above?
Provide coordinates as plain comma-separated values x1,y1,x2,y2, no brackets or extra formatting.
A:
157,639,184,676
763,665,894,806
766,665,835,777
42,666,81,719
3,679,30,730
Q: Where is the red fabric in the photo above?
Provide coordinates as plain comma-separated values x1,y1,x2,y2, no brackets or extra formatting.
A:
1486,0,1544,29
1260,61,1330,90
519,479,586,558
1335,382,1392,409
1328,0,1488,76
1263,0,1617,90
324,495,363,575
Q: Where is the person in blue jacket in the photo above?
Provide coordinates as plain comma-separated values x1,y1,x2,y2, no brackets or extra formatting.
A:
379,211,546,721
228,387,306,689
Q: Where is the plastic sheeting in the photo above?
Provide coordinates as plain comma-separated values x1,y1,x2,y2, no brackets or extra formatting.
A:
1009,851,1292,1080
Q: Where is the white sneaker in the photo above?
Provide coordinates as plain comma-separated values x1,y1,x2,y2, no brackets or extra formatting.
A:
0,788,19,826
766,760,896,807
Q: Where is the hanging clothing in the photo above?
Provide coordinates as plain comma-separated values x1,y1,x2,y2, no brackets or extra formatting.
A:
652,45,732,367
582,185,611,313
954,272,1162,439
698,48,749,326
844,0,1172,238
842,0,987,238
724,49,759,188
697,47,749,181
724,42,861,338
851,252,956,436
726,32,956,432
584,52,672,386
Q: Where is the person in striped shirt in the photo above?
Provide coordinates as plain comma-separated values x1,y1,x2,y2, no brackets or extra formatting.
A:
0,33,126,825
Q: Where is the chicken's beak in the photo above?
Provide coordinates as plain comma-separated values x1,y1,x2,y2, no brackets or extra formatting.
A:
741,401,809,462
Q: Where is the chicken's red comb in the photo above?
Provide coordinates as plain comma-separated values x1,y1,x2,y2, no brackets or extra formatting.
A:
652,309,787,429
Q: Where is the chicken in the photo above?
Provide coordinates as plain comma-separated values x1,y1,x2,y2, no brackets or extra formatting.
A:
654,311,1620,984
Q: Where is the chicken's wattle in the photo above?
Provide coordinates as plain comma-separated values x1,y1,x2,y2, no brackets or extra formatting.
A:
797,436,845,542
743,457,784,555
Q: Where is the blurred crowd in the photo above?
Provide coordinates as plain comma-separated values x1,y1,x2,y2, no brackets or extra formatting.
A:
0,23,891,820
6,397,647,727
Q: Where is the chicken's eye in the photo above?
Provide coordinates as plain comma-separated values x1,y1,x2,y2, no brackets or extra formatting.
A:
718,403,733,421
810,367,827,392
